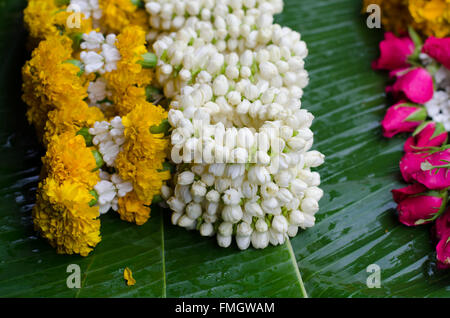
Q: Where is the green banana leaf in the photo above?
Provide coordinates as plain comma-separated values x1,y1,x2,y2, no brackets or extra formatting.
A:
1,0,449,298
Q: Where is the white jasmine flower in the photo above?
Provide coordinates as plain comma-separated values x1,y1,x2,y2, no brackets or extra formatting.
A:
255,218,268,233
223,188,242,205
301,197,319,215
261,182,279,198
191,180,207,197
80,32,120,74
305,186,324,202
178,215,196,228
287,225,299,237
69,0,102,21
178,171,195,185
186,202,202,219
167,197,185,214
200,222,214,237
304,150,325,167
81,31,105,50
81,51,104,74
251,231,269,249
222,205,243,223
236,235,251,250
268,228,285,246
217,234,232,248
206,190,220,203
244,201,264,217
271,215,288,233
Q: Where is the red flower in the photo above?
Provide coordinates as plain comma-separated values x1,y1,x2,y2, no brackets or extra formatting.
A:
422,37,450,70
392,184,447,226
399,152,431,183
387,68,434,104
436,208,450,241
404,122,448,153
414,149,450,190
381,101,427,138
372,32,415,71
435,209,450,270
436,232,450,269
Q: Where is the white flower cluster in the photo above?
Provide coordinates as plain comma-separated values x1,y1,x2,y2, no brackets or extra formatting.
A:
68,0,102,23
151,0,325,249
80,31,121,74
89,117,134,215
87,77,113,111
89,116,125,167
144,0,283,35
95,171,133,215
425,66,450,131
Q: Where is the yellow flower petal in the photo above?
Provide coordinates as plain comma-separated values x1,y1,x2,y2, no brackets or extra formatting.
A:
124,267,136,286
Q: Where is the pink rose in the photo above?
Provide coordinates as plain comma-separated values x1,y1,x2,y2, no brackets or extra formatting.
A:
386,68,434,104
436,208,450,241
404,122,448,153
435,209,450,270
392,184,447,226
372,32,415,71
414,149,450,190
399,152,431,183
392,183,427,202
381,101,427,138
422,37,450,70
436,231,450,269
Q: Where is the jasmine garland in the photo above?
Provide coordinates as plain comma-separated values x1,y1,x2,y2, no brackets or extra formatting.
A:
150,0,325,249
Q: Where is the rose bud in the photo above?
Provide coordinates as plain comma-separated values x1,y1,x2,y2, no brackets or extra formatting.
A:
372,32,415,71
435,208,450,241
415,149,450,190
436,231,450,270
386,68,434,104
399,152,431,183
435,209,450,269
392,184,448,226
404,121,448,153
422,36,450,70
381,101,427,138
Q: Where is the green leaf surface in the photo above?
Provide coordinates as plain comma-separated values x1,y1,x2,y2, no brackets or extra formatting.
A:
1,0,449,298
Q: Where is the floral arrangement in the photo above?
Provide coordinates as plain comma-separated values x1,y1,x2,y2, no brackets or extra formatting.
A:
368,1,450,268
23,0,170,256
22,0,324,256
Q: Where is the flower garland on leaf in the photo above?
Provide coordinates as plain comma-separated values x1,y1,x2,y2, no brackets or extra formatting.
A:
23,0,325,254
22,1,169,256
372,25,450,268
149,0,325,250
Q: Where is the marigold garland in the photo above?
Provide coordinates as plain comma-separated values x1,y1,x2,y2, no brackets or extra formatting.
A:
22,0,168,256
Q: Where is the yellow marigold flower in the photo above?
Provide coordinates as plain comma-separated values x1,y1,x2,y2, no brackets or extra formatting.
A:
117,191,151,226
33,178,101,257
363,0,450,37
105,25,153,116
42,132,100,189
115,102,170,214
99,0,149,34
22,35,88,139
408,0,450,38
114,86,148,116
43,101,105,146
